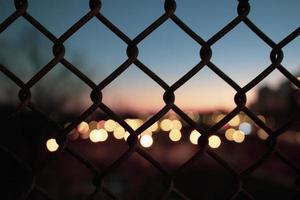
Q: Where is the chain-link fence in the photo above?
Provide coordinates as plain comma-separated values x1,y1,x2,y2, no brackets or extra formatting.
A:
0,0,300,199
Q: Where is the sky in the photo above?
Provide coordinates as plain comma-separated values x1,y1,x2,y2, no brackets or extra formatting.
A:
0,0,299,113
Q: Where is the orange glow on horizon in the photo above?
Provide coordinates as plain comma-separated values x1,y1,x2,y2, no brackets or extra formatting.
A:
97,86,258,114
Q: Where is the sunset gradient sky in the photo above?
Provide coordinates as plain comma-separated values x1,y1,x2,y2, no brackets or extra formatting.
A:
0,0,299,113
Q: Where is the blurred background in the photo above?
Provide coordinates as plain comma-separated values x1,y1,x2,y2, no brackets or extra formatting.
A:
0,0,300,199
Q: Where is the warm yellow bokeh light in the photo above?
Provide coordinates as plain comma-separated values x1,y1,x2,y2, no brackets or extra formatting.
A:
169,129,182,142
140,134,153,148
189,130,201,145
124,131,130,141
215,113,225,123
90,129,108,142
172,119,182,130
228,115,240,127
225,128,236,141
125,119,142,131
147,122,159,132
233,130,245,143
113,126,125,139
257,129,268,140
104,119,117,132
77,121,90,135
241,114,251,123
46,138,59,152
161,119,173,131
208,135,221,148
140,130,152,137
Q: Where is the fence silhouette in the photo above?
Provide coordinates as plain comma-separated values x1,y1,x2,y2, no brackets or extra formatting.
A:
0,0,299,199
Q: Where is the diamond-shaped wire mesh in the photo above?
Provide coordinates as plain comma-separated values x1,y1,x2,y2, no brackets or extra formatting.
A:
0,0,299,199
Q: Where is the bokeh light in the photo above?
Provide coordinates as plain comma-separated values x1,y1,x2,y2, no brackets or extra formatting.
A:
140,130,152,137
238,122,252,135
169,129,182,142
89,120,98,130
90,129,108,142
126,119,142,131
140,134,153,148
189,130,201,145
257,129,269,140
172,119,182,130
228,115,240,127
160,119,173,131
89,129,101,143
77,121,90,138
233,130,245,143
208,135,221,148
147,121,159,132
104,119,117,132
97,120,106,129
113,126,125,139
225,128,235,141
215,113,225,123
124,131,130,141
46,138,59,152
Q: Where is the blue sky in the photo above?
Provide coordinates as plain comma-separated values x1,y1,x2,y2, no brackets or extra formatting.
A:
0,0,299,112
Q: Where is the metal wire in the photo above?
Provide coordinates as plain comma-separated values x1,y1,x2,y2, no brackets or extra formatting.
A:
0,0,299,199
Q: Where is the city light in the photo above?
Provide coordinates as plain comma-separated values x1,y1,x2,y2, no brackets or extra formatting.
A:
169,129,182,142
77,121,90,139
124,131,130,141
64,115,285,147
147,121,159,132
208,135,221,148
257,129,268,140
104,119,117,132
89,129,101,143
238,122,252,135
46,138,59,152
189,130,201,145
140,134,153,148
225,128,235,141
140,130,152,137
215,113,225,123
228,115,240,127
97,120,105,129
89,120,98,130
233,130,245,143
160,119,173,131
172,119,182,130
113,126,125,139
126,118,142,131
89,129,108,142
